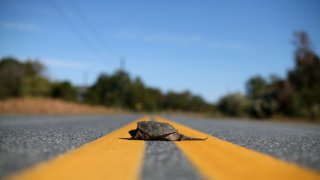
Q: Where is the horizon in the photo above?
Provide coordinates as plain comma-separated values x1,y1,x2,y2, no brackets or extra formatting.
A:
1,0,319,103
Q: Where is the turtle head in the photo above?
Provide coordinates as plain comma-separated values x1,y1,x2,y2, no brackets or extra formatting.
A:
129,129,137,137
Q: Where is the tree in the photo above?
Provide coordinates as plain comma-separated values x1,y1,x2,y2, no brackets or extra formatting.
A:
51,81,77,101
126,77,145,111
142,87,162,111
246,76,268,100
20,75,51,97
85,70,133,108
84,69,213,113
217,92,250,117
0,57,47,99
288,31,320,119
0,58,25,98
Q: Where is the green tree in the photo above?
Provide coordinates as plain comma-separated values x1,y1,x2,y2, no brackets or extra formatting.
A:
0,58,25,98
217,92,250,117
247,75,293,118
85,70,133,108
84,69,213,113
86,73,110,105
0,57,47,99
246,76,268,100
288,31,320,119
143,87,163,111
51,81,77,101
20,75,51,97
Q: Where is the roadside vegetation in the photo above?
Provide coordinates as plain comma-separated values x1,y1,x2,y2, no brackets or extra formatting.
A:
0,32,319,121
0,98,117,115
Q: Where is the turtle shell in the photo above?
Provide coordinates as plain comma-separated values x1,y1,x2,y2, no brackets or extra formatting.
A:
137,121,177,137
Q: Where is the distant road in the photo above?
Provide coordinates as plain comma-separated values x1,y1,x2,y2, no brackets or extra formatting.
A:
0,115,319,179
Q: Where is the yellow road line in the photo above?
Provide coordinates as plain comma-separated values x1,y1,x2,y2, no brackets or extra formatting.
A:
8,116,149,180
156,116,319,180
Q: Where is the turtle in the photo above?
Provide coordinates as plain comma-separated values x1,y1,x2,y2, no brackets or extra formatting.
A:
129,121,208,141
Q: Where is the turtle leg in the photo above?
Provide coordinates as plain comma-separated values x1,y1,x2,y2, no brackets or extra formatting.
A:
135,130,151,140
163,132,181,141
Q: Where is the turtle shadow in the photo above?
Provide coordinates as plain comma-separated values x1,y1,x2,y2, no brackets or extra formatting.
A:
118,138,136,140
118,138,169,141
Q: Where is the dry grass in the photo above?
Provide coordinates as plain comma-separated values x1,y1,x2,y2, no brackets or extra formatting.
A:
0,98,120,115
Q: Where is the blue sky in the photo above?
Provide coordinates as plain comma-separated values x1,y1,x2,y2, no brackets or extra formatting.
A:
0,0,319,103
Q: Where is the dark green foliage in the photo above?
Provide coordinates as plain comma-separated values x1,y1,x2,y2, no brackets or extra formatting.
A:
246,76,268,100
162,91,212,112
163,91,191,110
0,58,24,99
0,57,77,101
245,75,293,118
0,57,47,99
51,81,77,101
85,71,133,108
241,31,320,120
287,32,320,119
85,70,212,112
217,92,250,117
20,75,51,97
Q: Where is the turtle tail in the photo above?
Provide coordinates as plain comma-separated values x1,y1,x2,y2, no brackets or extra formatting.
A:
179,134,208,141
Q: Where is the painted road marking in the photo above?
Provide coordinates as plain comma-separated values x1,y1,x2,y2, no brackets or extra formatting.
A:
156,116,320,180
7,116,149,180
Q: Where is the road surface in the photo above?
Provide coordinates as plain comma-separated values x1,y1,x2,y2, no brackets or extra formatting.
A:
0,115,319,179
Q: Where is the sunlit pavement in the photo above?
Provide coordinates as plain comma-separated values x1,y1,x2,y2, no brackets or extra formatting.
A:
1,115,319,179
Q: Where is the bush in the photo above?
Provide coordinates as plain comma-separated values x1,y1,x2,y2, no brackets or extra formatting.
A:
217,92,250,117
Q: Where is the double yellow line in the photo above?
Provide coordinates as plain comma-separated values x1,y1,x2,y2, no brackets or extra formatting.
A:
8,116,148,180
157,117,319,180
7,116,319,180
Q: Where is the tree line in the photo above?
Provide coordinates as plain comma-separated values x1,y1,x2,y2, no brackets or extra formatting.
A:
0,31,319,120
218,32,320,120
0,57,214,113
0,58,77,102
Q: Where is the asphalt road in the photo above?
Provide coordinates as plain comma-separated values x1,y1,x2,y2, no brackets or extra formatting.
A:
142,141,203,180
0,115,140,177
170,115,320,171
0,115,319,179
